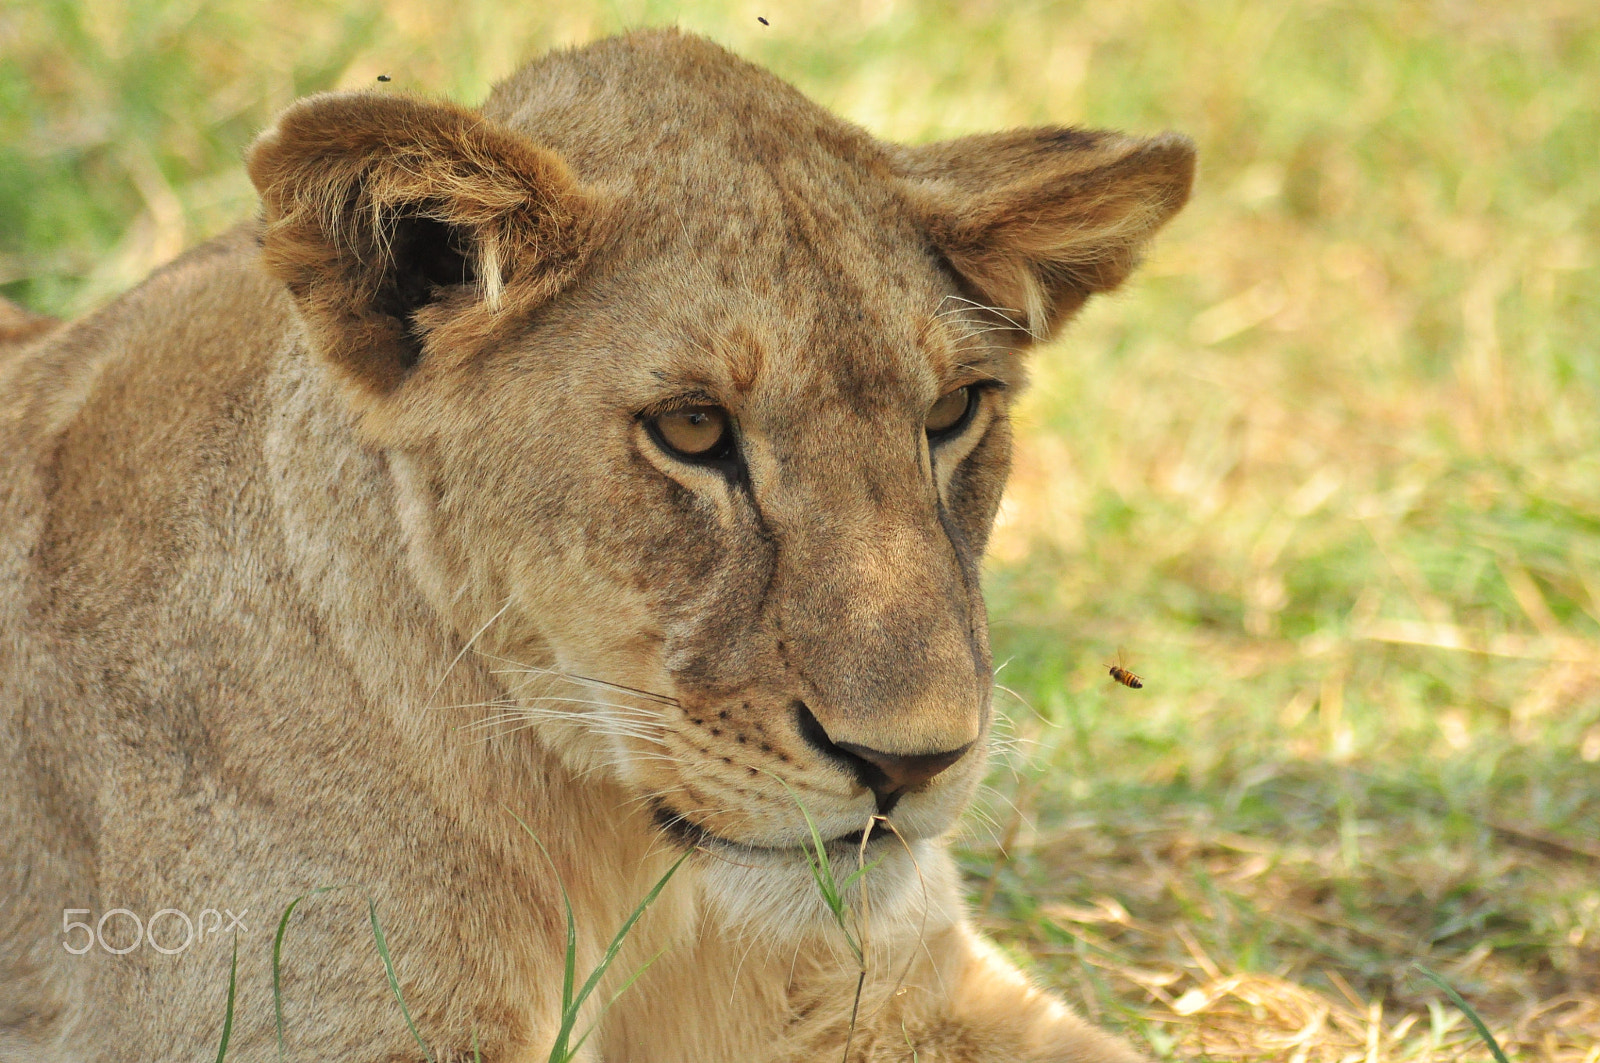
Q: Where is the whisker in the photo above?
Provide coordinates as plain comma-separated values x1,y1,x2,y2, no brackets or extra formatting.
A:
991,681,1042,721
461,717,665,744
963,802,1004,838
952,323,1025,339
461,709,668,747
469,720,667,749
973,782,1025,825
936,293,1021,313
418,597,512,712
473,652,680,707
728,932,763,1005
503,693,666,717
624,787,690,810
619,751,688,767
430,699,522,713
934,295,1026,331
872,820,932,1011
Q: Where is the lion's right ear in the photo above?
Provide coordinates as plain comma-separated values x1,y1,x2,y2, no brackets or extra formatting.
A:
894,128,1194,345
247,92,597,394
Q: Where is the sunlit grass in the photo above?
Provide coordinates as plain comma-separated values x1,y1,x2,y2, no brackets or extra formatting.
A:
508,811,687,1063
214,934,239,1063
7,0,1598,1057
778,779,882,1060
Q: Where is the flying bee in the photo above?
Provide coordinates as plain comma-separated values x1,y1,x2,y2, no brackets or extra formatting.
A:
1108,650,1144,689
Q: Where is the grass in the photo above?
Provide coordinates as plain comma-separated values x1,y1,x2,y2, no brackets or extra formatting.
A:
508,811,687,1063
1413,964,1514,1063
262,832,683,1063
267,888,440,1061
214,935,238,1063
8,0,1598,1058
779,779,884,1061
782,780,877,969
369,898,437,1063
272,885,352,1059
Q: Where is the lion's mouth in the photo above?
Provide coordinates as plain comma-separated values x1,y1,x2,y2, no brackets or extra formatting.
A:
651,804,892,857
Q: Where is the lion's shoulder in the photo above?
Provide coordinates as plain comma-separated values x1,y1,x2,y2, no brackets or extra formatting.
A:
1,226,288,429
0,298,60,354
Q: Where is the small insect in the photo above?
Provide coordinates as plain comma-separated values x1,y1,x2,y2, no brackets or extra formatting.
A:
1108,650,1144,689
376,74,391,83
757,16,770,25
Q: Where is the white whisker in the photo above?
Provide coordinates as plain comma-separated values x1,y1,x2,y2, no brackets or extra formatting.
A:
419,597,512,712
934,294,1026,332
473,652,680,707
430,699,521,713
511,694,666,717
461,706,669,747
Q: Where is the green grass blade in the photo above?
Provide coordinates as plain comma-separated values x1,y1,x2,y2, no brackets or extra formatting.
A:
552,900,579,1059
841,968,866,1063
772,777,865,964
802,848,840,912
838,858,881,893
368,899,436,1063
502,808,583,1061
214,934,239,1063
272,885,352,1060
598,944,672,1018
272,894,304,1060
568,852,688,1017
1412,963,1511,1063
562,895,578,1008
775,777,847,912
505,806,687,1063
569,943,674,1059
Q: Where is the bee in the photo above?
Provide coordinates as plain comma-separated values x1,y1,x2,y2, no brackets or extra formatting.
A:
1108,650,1144,689
376,74,391,83
757,16,770,25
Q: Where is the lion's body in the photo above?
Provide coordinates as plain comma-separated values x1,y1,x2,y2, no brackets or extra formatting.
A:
0,30,1189,1063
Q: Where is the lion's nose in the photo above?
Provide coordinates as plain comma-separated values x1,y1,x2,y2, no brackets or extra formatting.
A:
795,701,974,814
834,740,972,792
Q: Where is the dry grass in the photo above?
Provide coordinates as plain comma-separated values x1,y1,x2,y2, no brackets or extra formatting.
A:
969,797,1600,1059
5,0,1598,1058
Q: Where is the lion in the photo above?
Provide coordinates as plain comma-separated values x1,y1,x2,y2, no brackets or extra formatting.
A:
0,29,1192,1063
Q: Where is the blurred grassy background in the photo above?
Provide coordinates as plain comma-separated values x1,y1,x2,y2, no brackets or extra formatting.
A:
5,0,1598,1058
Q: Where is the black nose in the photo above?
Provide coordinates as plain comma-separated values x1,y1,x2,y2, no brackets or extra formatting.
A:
794,701,974,813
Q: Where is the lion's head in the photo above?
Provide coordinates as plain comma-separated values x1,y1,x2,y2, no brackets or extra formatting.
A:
248,29,1191,934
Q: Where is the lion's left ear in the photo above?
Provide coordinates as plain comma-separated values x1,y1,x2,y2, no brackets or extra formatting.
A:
248,92,598,394
894,127,1195,343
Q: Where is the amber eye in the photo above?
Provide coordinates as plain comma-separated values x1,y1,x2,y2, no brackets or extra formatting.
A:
649,405,734,461
925,386,976,439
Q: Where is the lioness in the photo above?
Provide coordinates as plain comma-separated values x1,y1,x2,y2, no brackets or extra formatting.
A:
0,29,1191,1063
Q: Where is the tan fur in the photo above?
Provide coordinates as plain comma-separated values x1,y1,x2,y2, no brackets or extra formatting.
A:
0,30,1190,1062
0,298,60,355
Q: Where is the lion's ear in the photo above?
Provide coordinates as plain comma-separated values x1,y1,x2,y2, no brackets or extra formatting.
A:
247,92,597,393
895,128,1194,343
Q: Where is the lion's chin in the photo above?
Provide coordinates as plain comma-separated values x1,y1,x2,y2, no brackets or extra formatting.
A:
688,835,956,947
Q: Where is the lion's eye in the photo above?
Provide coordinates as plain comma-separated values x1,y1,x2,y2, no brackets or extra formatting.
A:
650,405,735,461
925,386,976,441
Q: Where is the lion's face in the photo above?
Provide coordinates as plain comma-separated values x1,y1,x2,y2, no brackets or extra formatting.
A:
378,217,1015,929
247,31,1192,927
